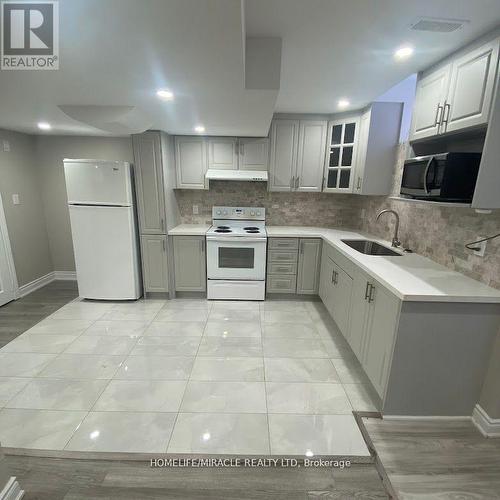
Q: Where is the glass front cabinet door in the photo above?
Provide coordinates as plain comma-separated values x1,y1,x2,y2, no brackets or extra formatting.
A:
323,116,360,193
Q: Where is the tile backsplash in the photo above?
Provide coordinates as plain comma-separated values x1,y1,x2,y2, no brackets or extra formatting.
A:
175,144,500,289
175,182,363,228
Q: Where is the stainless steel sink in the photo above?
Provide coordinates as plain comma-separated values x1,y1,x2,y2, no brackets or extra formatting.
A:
341,239,402,256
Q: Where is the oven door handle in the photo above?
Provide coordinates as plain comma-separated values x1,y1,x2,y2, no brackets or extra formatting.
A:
423,156,434,195
206,236,267,243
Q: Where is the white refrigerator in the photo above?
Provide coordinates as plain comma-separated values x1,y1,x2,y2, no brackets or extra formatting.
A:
64,159,142,300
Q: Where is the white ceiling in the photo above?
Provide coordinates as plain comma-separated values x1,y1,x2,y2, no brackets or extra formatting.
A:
0,0,499,137
245,0,500,113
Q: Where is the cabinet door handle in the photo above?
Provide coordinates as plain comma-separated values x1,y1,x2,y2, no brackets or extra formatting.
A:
356,177,362,190
290,176,295,189
331,269,335,283
322,177,326,190
201,239,205,253
162,239,166,252
434,104,444,126
300,242,304,254
364,282,371,300
441,103,451,128
368,284,376,303
295,176,300,189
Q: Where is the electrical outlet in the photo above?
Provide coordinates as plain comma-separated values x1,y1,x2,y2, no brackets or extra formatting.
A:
12,194,20,205
192,204,199,215
473,237,487,257
3,140,10,152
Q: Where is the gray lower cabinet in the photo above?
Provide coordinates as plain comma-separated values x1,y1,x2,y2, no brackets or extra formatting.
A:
173,236,206,292
267,237,321,294
319,240,499,416
297,239,322,294
140,235,168,293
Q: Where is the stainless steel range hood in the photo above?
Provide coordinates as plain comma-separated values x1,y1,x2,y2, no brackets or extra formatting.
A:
205,169,268,182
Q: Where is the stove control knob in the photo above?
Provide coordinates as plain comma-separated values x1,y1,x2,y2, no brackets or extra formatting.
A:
216,210,221,215
250,211,255,216
256,211,261,216
223,210,228,216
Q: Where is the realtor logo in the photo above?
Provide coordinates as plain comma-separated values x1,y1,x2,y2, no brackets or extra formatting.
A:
1,1,59,69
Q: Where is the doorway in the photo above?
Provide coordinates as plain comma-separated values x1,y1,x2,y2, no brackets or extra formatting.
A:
0,192,17,306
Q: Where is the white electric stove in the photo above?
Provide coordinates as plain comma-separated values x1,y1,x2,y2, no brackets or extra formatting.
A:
206,207,267,300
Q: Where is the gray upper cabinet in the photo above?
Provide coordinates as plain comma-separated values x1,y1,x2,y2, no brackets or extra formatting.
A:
175,136,208,189
410,65,451,141
208,137,238,170
410,37,499,141
239,138,269,171
269,119,326,192
296,238,322,294
296,121,327,192
444,39,499,133
323,115,360,193
141,234,168,293
269,119,299,191
132,132,166,234
173,236,206,292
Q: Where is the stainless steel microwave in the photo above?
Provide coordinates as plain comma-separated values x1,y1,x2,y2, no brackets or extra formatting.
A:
400,152,481,202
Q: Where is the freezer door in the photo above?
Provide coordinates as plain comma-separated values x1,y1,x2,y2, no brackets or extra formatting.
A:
64,160,133,206
69,205,141,300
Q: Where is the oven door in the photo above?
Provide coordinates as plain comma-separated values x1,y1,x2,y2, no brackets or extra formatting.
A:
401,155,444,198
206,237,266,280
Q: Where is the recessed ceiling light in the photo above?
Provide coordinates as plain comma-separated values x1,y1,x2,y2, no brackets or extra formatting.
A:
37,122,51,130
194,125,205,133
156,89,174,101
338,99,350,108
394,46,414,60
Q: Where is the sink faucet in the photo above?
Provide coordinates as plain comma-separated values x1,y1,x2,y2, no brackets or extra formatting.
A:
376,209,401,248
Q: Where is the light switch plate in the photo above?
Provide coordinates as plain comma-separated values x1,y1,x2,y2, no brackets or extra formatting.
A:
12,194,20,205
3,140,10,152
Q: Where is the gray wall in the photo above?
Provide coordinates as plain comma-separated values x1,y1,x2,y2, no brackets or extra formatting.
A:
0,129,53,286
34,135,134,272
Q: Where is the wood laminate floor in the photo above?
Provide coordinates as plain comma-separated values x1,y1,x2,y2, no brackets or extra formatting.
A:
4,454,388,499
362,416,500,499
0,281,78,348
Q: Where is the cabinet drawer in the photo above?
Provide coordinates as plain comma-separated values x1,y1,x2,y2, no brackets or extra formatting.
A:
267,275,297,294
267,262,297,275
269,238,299,250
268,250,298,263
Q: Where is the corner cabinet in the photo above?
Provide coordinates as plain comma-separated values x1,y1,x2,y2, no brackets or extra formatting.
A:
175,137,208,189
140,235,169,293
267,237,322,295
173,236,206,292
296,239,322,294
269,119,326,192
410,37,499,141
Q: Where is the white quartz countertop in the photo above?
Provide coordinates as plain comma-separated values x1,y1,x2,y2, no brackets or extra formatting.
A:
266,226,500,304
168,224,210,236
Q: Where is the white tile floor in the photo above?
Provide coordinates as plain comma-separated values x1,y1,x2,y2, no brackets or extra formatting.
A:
0,298,379,456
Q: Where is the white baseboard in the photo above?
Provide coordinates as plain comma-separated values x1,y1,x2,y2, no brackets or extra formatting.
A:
472,404,500,437
0,477,24,500
53,271,77,281
17,271,77,298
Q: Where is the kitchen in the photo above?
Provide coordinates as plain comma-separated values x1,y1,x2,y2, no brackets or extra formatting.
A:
0,1,500,498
